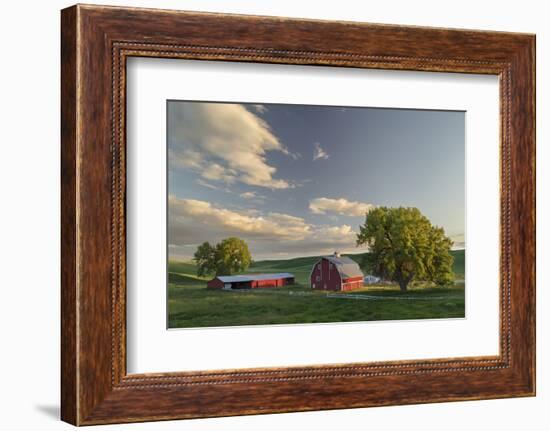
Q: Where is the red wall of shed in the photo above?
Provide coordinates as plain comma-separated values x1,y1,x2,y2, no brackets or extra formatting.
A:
342,277,364,291
207,278,224,289
251,278,293,288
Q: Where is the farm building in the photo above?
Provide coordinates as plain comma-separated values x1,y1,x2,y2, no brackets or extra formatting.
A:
310,252,364,291
207,273,295,290
364,274,381,285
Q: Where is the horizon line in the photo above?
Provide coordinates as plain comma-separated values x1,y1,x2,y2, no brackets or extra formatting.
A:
169,247,466,263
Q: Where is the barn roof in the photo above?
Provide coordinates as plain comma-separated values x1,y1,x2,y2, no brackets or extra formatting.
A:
216,273,294,283
324,256,364,279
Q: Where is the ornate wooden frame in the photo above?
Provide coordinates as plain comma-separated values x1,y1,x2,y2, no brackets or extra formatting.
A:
61,4,536,425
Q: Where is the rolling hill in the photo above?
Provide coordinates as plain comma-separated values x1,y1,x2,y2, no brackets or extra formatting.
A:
169,249,465,285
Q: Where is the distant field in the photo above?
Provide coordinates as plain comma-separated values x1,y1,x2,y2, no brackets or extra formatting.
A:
450,249,465,278
246,249,464,284
167,250,465,329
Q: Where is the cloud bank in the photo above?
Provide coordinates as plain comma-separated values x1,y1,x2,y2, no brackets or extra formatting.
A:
168,196,357,258
168,102,295,189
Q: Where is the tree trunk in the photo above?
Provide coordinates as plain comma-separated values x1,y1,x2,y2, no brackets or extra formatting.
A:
398,280,408,292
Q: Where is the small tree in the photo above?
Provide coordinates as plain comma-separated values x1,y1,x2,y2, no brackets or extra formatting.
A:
356,207,454,291
193,237,252,277
193,241,217,277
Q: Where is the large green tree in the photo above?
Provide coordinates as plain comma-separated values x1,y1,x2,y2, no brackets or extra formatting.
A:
193,237,252,277
356,207,454,291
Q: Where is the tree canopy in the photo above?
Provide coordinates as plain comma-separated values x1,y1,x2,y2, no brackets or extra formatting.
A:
193,242,217,277
356,207,454,291
194,237,252,277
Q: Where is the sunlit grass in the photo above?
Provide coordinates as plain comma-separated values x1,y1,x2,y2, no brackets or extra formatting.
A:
166,251,465,329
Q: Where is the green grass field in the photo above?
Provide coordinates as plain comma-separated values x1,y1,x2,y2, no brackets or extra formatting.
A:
167,250,465,329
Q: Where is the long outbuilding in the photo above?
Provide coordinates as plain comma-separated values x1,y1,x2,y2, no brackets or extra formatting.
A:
207,273,295,290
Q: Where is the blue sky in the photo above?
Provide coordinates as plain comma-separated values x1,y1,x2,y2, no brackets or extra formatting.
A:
167,101,465,260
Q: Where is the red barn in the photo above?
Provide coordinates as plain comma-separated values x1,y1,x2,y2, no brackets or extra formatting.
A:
310,252,364,291
207,273,295,289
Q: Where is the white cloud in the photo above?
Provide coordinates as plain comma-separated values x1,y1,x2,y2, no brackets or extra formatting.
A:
194,178,235,193
238,191,267,202
309,197,375,217
195,178,220,191
313,142,330,161
450,233,466,249
171,149,204,170
239,191,257,199
251,104,268,114
169,102,295,189
168,196,358,258
318,224,355,238
169,197,312,243
201,163,237,184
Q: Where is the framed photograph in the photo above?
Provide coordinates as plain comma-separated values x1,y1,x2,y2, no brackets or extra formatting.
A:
164,100,466,330
61,4,535,425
